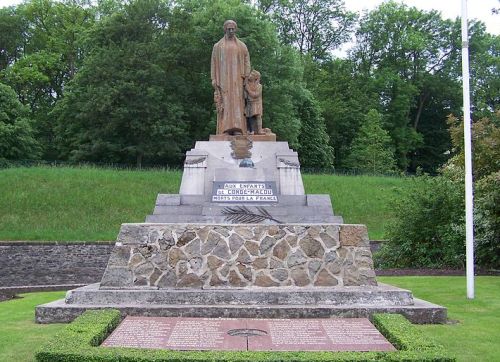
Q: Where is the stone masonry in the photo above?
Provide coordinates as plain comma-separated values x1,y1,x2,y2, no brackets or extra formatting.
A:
100,223,377,289
0,241,114,287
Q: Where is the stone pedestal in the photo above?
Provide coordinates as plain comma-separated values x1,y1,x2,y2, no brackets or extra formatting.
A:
35,139,447,324
100,223,376,289
154,141,341,224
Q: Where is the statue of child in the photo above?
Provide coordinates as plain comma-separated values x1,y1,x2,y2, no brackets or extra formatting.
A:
244,70,263,135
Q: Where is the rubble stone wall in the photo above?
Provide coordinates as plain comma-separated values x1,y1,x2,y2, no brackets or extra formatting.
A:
0,242,114,287
100,223,377,289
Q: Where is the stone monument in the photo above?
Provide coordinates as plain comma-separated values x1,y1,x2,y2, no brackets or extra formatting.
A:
36,21,446,324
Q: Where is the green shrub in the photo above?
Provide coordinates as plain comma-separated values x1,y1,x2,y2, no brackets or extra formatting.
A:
36,310,454,362
475,171,500,268
376,176,465,269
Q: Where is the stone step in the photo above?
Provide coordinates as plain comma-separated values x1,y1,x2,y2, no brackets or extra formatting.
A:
67,283,413,307
35,297,447,324
155,194,329,207
152,205,335,216
144,214,343,223
152,205,203,215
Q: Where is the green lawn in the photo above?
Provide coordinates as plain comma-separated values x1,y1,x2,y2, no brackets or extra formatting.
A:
0,292,66,362
0,277,499,361
378,276,500,362
0,166,407,241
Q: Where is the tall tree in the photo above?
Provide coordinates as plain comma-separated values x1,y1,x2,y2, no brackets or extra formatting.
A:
257,0,356,60
0,6,25,70
344,109,396,174
0,0,95,159
54,0,187,167
303,57,379,168
352,1,464,171
297,90,333,169
0,83,40,160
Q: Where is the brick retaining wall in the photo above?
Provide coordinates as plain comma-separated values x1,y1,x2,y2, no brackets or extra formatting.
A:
0,241,114,287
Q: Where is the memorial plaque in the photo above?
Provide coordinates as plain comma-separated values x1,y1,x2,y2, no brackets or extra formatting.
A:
246,318,396,352
165,318,245,350
101,317,173,349
101,317,395,352
102,317,246,351
211,181,278,203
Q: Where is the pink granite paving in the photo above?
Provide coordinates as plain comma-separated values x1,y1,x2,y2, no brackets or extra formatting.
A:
102,317,246,350
247,318,396,351
101,316,396,352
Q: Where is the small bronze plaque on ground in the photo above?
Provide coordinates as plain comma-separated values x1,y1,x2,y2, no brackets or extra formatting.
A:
101,317,395,352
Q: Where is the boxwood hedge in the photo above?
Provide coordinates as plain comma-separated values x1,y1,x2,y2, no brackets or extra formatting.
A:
36,310,454,362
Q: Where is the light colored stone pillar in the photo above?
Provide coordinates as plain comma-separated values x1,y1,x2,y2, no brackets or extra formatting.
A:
179,152,208,195
277,155,305,195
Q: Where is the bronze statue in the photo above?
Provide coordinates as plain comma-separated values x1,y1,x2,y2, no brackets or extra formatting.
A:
211,20,251,135
245,70,263,135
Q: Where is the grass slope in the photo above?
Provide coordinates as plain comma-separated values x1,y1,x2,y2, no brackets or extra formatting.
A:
0,277,499,361
303,173,406,239
0,167,406,241
0,167,181,241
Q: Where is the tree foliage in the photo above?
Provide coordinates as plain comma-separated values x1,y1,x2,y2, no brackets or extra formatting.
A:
0,0,498,174
297,90,333,169
344,109,396,174
379,112,500,269
257,0,356,60
377,176,465,268
54,0,187,167
0,83,40,160
351,1,465,171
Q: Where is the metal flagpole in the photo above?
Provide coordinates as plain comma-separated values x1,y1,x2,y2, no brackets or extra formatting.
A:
461,0,475,299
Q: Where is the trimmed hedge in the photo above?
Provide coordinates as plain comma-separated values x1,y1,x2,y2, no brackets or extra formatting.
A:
36,310,454,362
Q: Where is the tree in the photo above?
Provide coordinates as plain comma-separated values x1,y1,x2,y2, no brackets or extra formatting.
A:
344,109,396,174
467,29,500,118
352,1,464,171
54,0,187,167
297,90,333,169
0,0,96,159
444,113,500,181
0,6,25,70
0,83,40,160
257,0,356,60
303,57,379,168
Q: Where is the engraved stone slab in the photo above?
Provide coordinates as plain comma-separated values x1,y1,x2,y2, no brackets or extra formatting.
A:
102,317,246,350
247,318,396,351
212,181,278,203
101,317,395,352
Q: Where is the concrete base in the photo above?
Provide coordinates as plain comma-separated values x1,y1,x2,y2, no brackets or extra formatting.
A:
146,194,343,224
35,283,446,324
